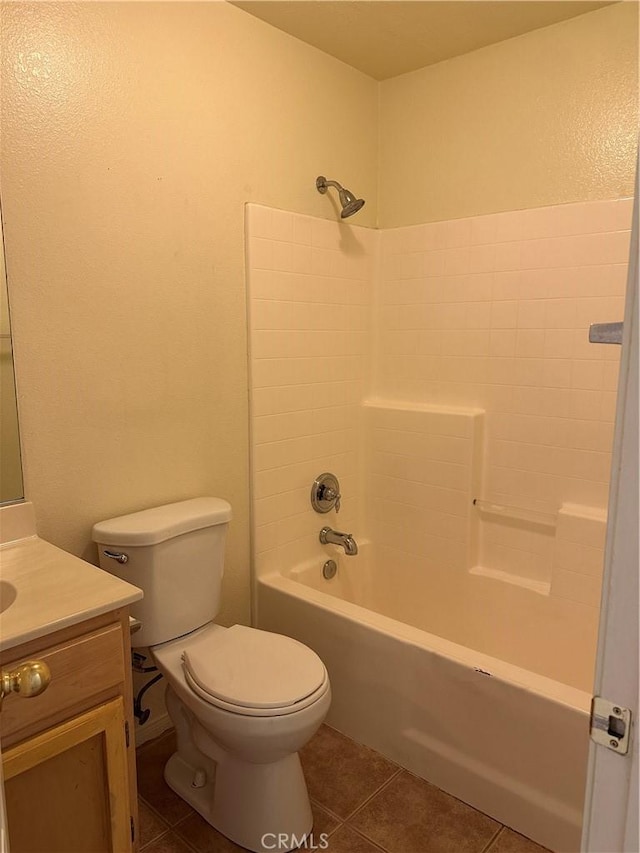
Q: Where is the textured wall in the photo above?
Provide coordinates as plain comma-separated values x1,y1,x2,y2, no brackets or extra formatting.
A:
0,2,378,628
379,3,638,227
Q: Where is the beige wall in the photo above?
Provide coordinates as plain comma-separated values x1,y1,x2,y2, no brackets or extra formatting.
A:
379,3,639,227
0,1,378,626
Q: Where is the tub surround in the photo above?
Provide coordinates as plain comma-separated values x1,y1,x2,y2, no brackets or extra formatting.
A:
364,398,484,581
247,204,375,585
0,501,142,652
246,199,632,693
248,198,631,611
376,198,629,605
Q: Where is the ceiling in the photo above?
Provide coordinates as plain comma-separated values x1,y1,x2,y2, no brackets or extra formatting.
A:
230,1,616,80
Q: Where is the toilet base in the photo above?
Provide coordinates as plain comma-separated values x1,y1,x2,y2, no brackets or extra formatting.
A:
162,685,315,853
164,747,313,853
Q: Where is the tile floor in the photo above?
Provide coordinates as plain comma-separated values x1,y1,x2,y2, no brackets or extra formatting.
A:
136,724,550,853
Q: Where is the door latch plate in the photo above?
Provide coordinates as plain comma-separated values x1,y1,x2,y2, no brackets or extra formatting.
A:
590,697,632,755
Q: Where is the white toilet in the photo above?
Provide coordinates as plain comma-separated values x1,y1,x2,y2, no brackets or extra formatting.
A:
92,498,330,853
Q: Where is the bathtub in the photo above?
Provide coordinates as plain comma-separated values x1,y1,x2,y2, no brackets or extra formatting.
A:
256,544,592,853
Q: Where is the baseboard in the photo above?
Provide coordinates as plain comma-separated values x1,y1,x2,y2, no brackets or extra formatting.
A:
134,712,172,747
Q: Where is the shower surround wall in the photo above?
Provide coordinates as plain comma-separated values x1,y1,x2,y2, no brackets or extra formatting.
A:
248,197,631,684
368,198,631,690
246,205,375,582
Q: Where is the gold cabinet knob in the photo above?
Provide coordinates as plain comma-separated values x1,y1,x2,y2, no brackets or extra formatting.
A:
1,660,51,703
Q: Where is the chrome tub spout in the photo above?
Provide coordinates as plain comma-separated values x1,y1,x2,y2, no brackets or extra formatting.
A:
319,527,358,556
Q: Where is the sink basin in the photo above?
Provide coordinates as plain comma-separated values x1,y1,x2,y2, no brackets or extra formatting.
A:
0,580,17,614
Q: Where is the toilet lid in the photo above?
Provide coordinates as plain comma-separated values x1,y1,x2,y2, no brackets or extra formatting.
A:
181,625,327,710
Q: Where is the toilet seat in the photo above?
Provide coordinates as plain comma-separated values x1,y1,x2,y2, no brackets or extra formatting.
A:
180,624,329,717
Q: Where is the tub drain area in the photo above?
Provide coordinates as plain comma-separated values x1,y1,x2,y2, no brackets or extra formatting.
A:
323,559,337,580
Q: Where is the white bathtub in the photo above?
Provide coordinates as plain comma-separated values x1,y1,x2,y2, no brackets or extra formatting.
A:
256,545,592,853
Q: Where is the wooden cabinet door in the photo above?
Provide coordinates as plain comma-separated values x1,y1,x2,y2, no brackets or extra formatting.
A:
2,698,132,853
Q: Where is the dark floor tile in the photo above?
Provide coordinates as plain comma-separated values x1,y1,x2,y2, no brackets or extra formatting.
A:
349,770,500,853
137,731,194,826
174,805,340,853
325,825,385,853
139,800,171,848
173,812,247,853
300,725,398,819
310,801,341,837
486,828,550,853
141,831,196,853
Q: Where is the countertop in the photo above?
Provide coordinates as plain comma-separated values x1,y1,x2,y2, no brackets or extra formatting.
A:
0,533,143,652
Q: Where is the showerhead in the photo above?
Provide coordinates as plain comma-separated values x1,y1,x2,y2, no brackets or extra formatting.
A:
338,187,365,218
316,176,365,219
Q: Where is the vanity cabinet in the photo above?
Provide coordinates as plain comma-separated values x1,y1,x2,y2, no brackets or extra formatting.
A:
0,608,138,853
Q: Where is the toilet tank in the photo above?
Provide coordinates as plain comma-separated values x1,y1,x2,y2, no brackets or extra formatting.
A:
92,498,232,648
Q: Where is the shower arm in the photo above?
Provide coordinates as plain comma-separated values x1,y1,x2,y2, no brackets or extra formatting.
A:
316,176,343,195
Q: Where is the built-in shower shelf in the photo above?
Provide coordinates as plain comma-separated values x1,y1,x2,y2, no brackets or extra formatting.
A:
473,499,557,531
363,397,484,417
469,565,551,596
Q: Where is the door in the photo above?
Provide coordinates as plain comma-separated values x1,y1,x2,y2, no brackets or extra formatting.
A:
2,698,132,853
581,181,639,851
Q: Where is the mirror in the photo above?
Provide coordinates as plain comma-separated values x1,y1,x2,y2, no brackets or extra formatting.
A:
0,207,24,503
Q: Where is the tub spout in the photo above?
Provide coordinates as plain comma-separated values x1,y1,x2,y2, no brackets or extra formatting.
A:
319,527,358,556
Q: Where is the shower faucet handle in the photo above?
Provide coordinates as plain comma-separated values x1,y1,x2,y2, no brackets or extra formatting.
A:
311,472,341,514
323,487,341,513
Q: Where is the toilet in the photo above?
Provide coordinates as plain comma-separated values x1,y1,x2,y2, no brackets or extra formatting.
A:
92,498,330,853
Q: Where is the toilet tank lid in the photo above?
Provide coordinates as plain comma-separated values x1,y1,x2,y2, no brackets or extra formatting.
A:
91,498,232,546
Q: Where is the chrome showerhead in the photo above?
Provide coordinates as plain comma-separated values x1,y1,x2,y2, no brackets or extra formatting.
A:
316,176,365,219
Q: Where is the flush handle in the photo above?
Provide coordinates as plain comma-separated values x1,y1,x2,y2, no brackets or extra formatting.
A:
103,549,129,564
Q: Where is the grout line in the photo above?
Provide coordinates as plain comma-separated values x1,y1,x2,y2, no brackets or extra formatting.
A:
137,792,192,833
341,766,403,824
310,798,344,826
137,796,172,828
140,824,200,853
139,829,170,852
480,825,506,853
310,797,345,837
168,828,201,853
168,813,205,853
172,811,196,830
341,825,389,852
139,825,171,848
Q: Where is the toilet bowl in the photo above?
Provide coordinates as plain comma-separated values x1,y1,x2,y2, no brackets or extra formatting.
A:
152,623,330,852
92,498,330,853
